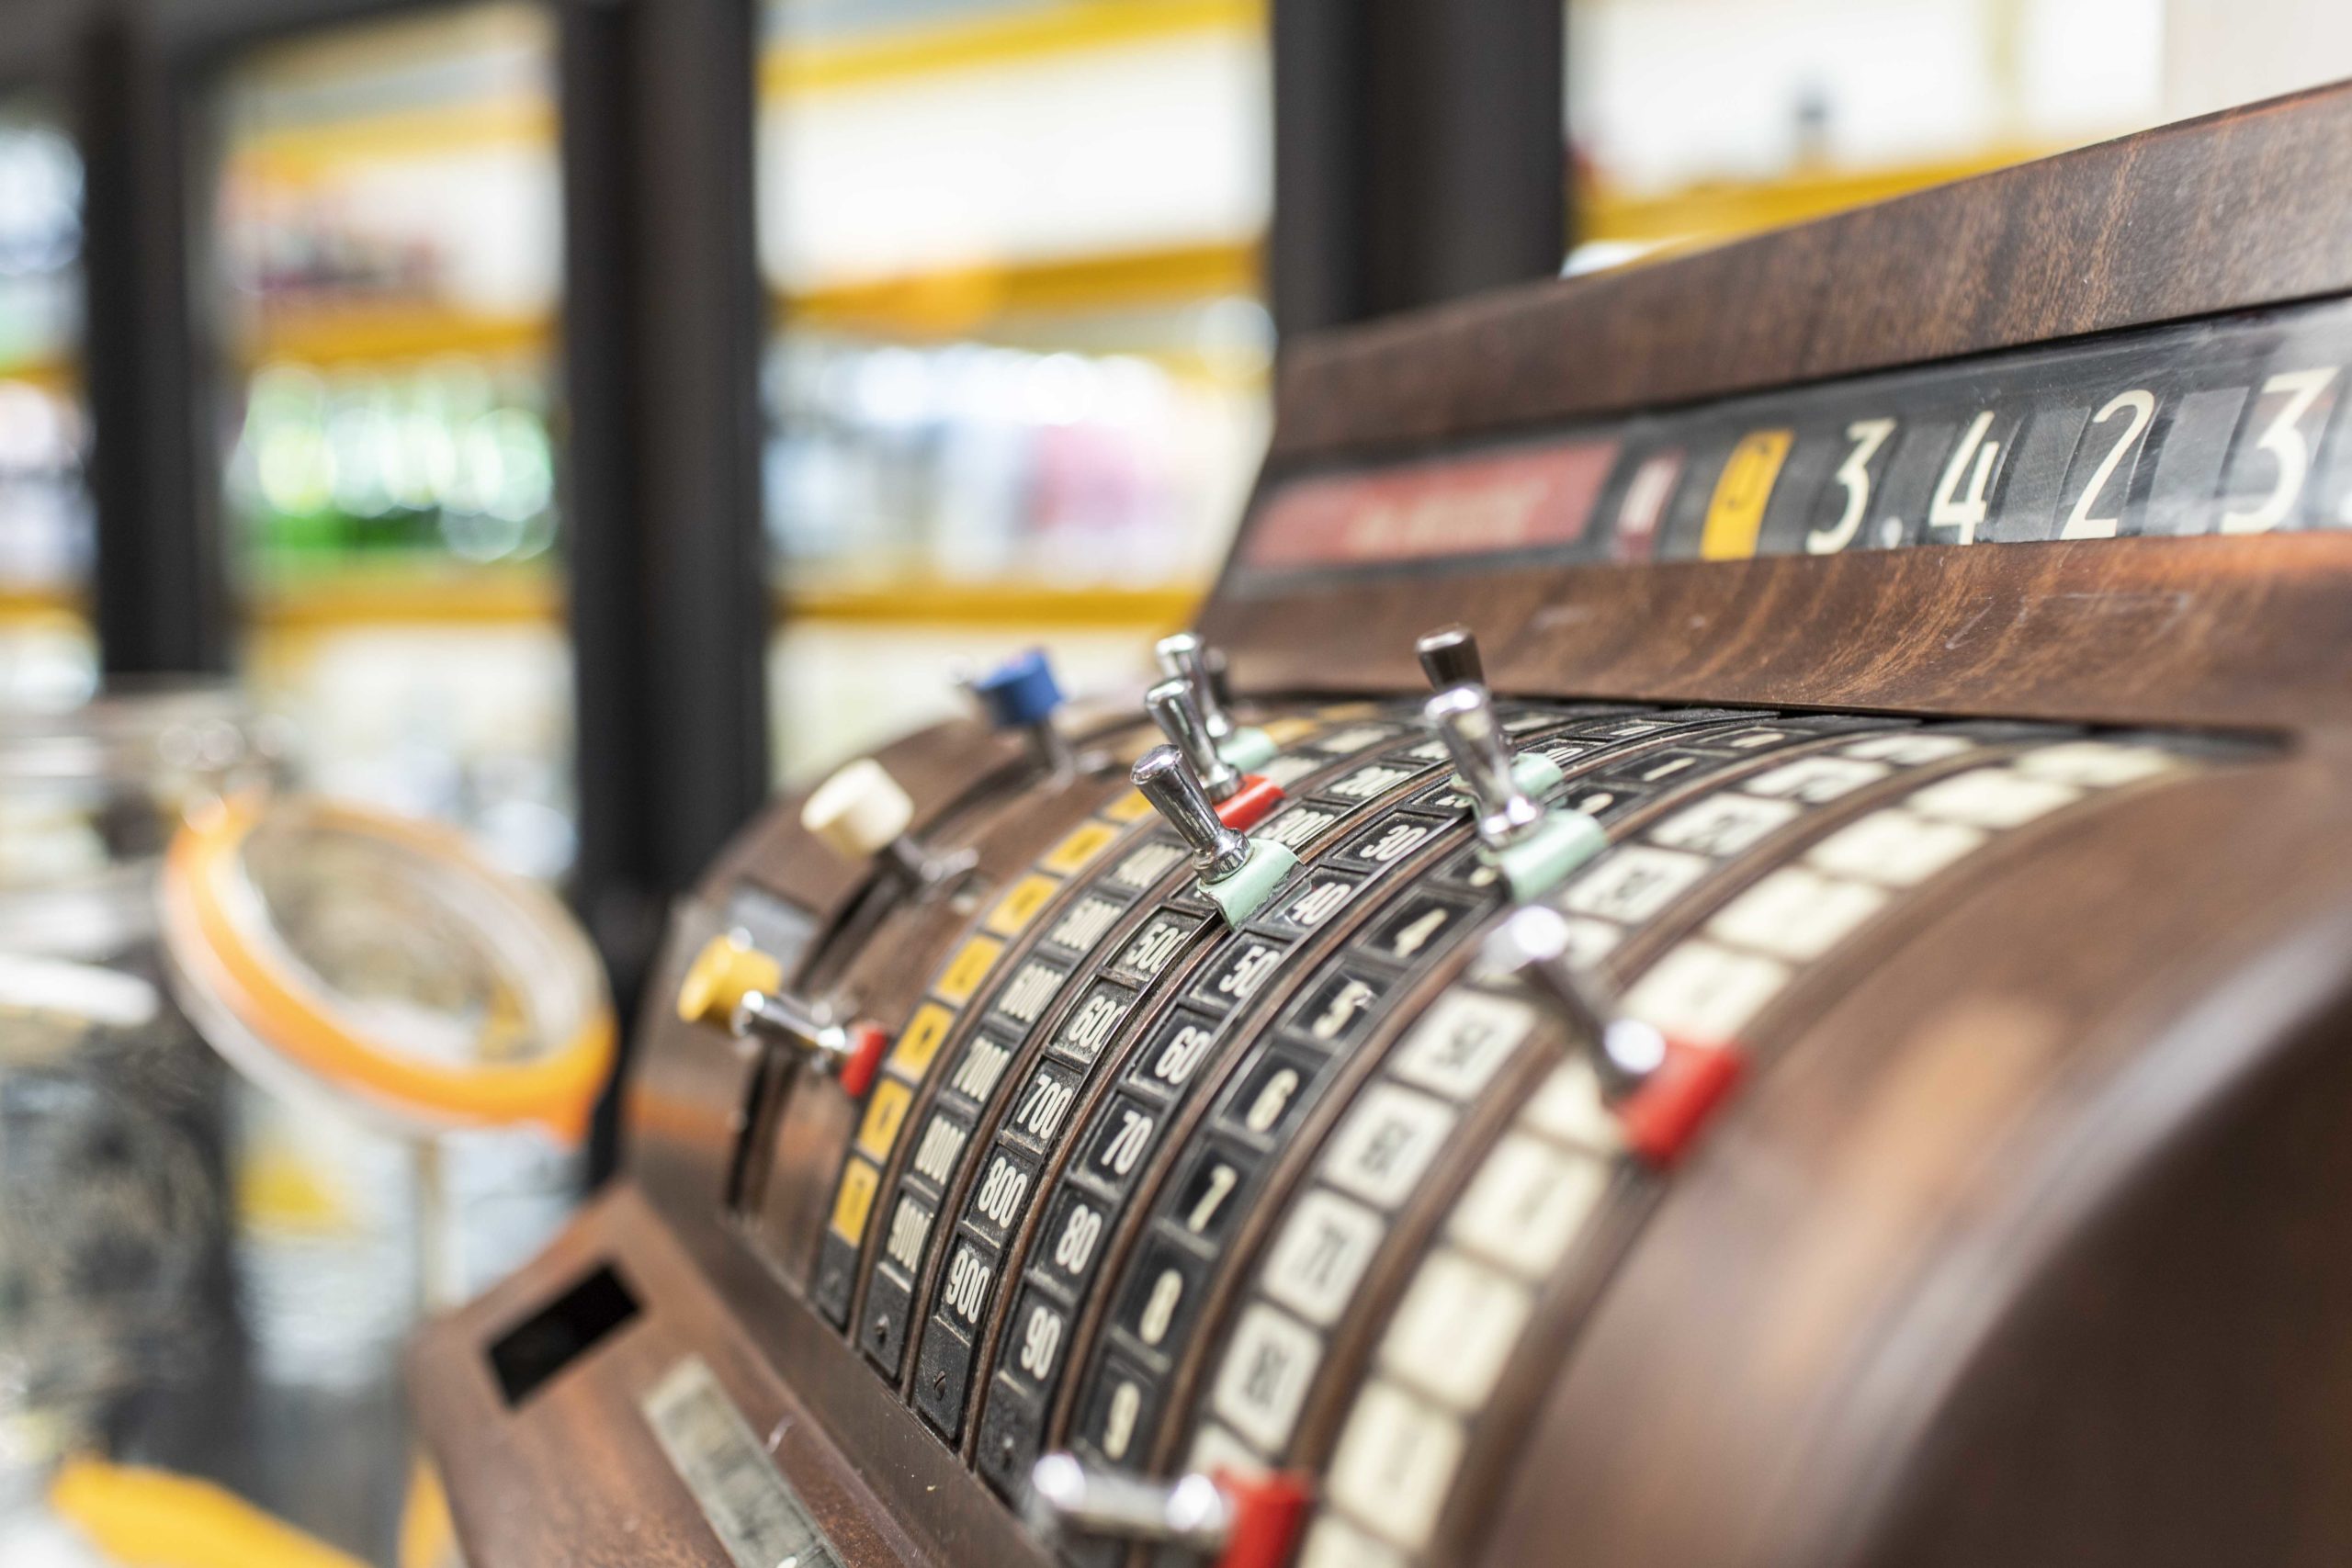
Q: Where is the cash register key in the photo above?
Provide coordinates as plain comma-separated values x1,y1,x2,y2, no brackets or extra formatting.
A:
1133,745,1300,927
801,756,978,898
1487,905,1745,1167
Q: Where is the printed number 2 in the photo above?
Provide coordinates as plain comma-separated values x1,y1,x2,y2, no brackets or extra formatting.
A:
2060,389,2155,539
2223,368,2337,534
1928,411,2001,545
1807,417,1896,554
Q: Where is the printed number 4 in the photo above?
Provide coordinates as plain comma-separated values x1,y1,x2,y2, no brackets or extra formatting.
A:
1928,411,2001,545
2223,368,2337,534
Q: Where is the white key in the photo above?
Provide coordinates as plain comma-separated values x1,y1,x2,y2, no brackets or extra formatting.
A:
1297,1516,1407,1568
1326,1382,1465,1551
1804,808,1986,887
1389,991,1535,1102
1448,1132,1611,1278
1319,1085,1457,1210
1317,725,1396,755
1185,1422,1268,1478
1561,844,1713,924
1707,867,1887,962
1521,1060,1623,1154
1261,1190,1388,1327
1842,732,1974,765
1379,1250,1533,1411
1742,754,1891,804
1257,753,1325,788
1647,793,1801,857
1906,768,2081,829
1260,804,1340,849
1210,1303,1324,1455
1622,941,1788,1043
2012,740,2177,788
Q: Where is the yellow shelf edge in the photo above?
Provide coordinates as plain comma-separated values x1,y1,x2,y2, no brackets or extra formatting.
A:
233,304,552,371
778,579,1202,630
764,0,1263,98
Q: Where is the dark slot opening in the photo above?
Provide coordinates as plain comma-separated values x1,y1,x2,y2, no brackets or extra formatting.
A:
488,1262,641,1406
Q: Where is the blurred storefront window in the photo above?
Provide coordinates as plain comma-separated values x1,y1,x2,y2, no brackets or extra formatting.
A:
0,95,95,713
759,0,1273,777
209,3,574,881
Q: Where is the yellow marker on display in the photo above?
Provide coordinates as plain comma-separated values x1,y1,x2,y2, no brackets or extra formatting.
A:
1102,789,1157,824
889,1002,956,1078
1260,716,1321,746
985,874,1059,937
933,935,1005,1006
830,1156,881,1243
1702,429,1794,559
1040,820,1119,874
855,1077,914,1160
51,1458,368,1568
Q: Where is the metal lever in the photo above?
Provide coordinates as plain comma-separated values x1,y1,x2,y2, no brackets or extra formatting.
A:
1156,632,1276,770
1415,624,1484,692
675,932,887,1096
1147,677,1240,802
1133,745,1298,926
1422,683,1600,900
1483,905,1744,1165
1027,1453,1309,1568
1426,683,1547,852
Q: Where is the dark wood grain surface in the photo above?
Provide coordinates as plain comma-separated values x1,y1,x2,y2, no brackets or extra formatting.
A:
1267,84,2352,465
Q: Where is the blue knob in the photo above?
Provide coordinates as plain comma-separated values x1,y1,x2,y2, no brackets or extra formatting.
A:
971,649,1064,729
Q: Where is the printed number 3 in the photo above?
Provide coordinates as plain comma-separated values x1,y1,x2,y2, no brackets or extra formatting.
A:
1807,417,1896,554
2223,368,2337,534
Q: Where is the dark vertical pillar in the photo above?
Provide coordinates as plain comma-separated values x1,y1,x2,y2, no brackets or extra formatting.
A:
1270,0,1567,335
79,1,230,674
556,0,769,1168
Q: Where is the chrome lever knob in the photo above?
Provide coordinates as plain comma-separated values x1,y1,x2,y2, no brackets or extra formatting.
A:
1133,744,1250,883
1155,632,1233,744
1415,624,1484,692
1147,677,1241,802
1425,683,1547,852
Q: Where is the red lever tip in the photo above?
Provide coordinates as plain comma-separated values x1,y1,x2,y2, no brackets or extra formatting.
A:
1215,775,1285,831
1616,1036,1744,1168
1213,1469,1312,1568
838,1023,889,1099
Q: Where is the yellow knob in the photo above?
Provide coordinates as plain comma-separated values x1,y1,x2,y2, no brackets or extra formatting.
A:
676,932,784,1029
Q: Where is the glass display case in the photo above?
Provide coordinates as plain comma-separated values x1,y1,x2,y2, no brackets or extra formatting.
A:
208,2,574,881
758,0,1273,776
0,92,94,713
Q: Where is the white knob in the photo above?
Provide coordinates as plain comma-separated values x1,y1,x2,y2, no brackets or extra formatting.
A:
803,758,915,862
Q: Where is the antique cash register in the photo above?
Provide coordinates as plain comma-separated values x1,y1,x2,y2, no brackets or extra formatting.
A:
412,85,2352,1568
